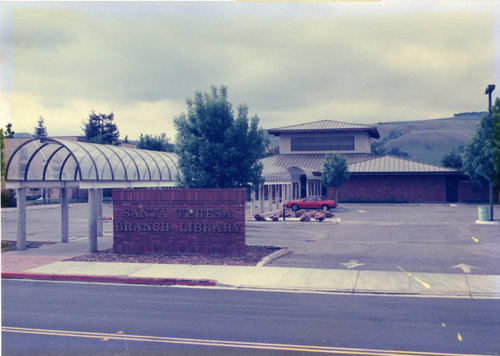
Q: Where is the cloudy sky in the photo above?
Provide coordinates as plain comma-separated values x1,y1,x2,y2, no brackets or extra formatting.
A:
0,1,499,142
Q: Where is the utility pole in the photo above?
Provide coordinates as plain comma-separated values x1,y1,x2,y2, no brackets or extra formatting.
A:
484,84,495,221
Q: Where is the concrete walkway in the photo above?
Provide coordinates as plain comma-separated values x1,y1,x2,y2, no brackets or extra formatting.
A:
2,236,499,299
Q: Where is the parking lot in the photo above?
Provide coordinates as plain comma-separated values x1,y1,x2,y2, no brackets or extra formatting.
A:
248,204,500,274
2,203,499,274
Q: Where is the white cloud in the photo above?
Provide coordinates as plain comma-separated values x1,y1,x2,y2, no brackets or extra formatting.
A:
1,1,498,138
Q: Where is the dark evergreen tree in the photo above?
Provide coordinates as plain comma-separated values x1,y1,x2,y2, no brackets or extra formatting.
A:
82,111,119,145
441,148,462,170
4,123,14,138
136,133,174,152
33,116,48,139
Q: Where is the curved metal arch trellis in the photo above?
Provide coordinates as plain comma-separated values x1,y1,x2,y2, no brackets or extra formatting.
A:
5,138,180,188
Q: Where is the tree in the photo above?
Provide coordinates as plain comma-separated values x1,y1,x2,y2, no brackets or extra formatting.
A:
371,141,387,156
321,153,351,202
441,148,462,170
496,105,500,187
4,123,14,138
82,111,119,145
33,116,48,139
462,97,500,219
136,133,174,152
174,85,268,191
1,128,5,178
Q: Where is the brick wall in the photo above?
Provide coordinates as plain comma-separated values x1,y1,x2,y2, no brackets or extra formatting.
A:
328,174,447,203
458,181,498,202
113,188,246,256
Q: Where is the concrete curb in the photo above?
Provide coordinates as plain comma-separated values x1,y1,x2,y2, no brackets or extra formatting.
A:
1,272,217,287
3,272,499,299
475,220,500,225
256,248,290,267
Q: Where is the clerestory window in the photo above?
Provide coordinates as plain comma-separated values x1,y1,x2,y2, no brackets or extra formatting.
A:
290,136,355,152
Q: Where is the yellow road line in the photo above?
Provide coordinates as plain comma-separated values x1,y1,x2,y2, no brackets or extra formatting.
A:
2,326,490,356
397,266,431,289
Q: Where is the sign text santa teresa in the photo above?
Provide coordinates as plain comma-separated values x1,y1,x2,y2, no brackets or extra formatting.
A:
112,189,246,256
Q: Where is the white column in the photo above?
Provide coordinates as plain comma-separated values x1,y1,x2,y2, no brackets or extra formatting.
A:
276,185,280,211
251,189,256,216
16,188,27,250
60,187,69,243
268,185,273,212
259,184,264,213
88,189,98,252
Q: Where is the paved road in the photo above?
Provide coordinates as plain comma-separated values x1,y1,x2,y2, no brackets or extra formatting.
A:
2,203,499,274
2,280,500,355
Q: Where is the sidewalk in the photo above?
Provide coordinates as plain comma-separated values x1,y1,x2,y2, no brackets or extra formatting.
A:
2,237,499,299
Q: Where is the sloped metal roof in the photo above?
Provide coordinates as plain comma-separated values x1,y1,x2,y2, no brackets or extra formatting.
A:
268,120,380,138
262,153,459,176
347,155,459,174
262,153,375,171
5,138,180,189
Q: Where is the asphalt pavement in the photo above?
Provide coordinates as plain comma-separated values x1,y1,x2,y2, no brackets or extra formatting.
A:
1,203,499,298
4,280,499,355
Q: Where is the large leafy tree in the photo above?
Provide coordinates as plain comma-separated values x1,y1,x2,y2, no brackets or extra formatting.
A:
174,85,268,191
33,116,48,139
136,133,174,152
462,97,500,219
82,111,120,145
321,153,351,202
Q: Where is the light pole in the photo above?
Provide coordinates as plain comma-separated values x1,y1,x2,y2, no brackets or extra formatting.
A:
485,84,495,114
484,84,495,221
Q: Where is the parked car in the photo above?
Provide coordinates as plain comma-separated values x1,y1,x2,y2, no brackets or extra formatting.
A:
285,196,336,211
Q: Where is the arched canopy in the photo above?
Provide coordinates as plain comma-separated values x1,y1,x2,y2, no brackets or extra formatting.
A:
287,166,320,181
262,165,292,184
5,138,180,189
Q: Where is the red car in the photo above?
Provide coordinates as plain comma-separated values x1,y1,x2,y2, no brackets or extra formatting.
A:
285,196,336,211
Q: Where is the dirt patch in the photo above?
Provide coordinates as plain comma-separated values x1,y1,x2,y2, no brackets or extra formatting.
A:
1,241,56,253
65,245,283,266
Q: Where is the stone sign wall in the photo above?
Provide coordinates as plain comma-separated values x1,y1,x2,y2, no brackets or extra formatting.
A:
113,189,246,256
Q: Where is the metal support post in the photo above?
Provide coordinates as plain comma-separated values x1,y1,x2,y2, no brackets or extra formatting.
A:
97,188,103,237
61,187,69,243
16,188,27,250
88,189,98,252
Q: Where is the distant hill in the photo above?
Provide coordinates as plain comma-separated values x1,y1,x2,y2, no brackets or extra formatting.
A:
374,112,485,165
265,112,485,166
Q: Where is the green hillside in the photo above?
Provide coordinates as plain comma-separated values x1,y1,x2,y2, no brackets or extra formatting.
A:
373,113,484,165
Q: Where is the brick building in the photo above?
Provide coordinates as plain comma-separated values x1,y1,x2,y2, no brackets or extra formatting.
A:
263,120,492,203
